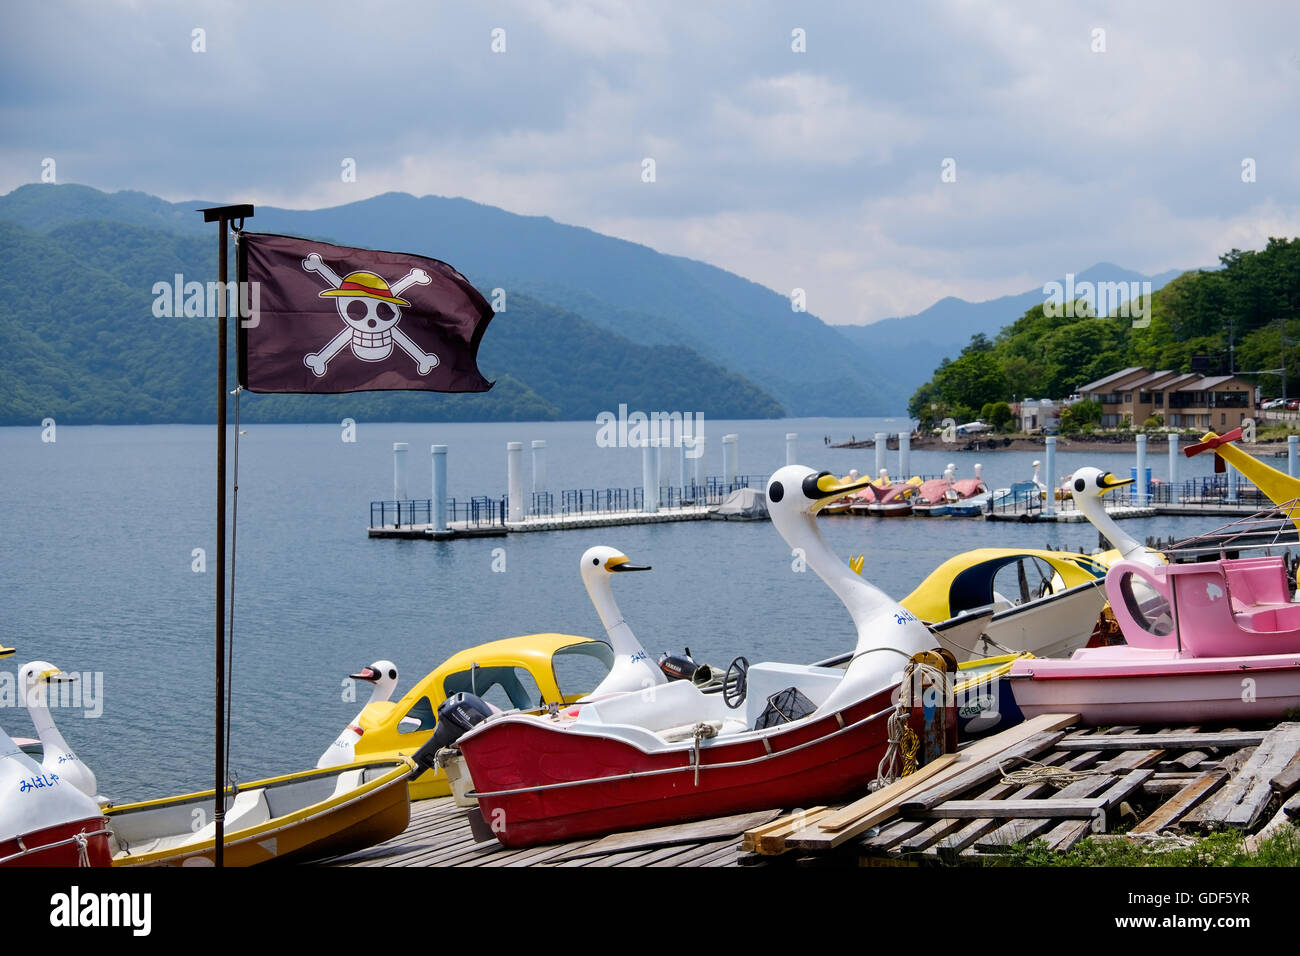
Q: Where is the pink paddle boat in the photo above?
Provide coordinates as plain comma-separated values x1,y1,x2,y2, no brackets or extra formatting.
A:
1007,554,1300,724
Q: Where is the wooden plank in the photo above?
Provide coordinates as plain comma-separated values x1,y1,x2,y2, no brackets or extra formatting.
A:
859,819,931,851
1269,751,1300,795
898,731,1067,813
974,772,1119,850
924,797,1107,819
814,753,962,832
757,808,833,855
1186,724,1300,829
1056,732,1266,751
552,809,780,862
743,806,827,851
1167,750,1210,771
1096,749,1165,772
1130,771,1228,835
1040,820,1092,852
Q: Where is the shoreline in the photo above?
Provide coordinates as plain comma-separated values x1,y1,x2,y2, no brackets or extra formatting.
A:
833,435,1293,456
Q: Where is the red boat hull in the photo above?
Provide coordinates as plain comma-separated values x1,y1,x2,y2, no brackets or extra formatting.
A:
461,686,900,848
0,816,112,867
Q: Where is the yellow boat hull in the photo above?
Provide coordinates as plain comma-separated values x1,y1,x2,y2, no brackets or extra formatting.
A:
108,758,413,866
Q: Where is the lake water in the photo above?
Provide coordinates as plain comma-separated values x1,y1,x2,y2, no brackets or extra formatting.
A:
0,417,1228,801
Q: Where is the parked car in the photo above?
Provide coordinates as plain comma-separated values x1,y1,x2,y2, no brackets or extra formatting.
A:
1262,398,1286,410
1287,399,1300,411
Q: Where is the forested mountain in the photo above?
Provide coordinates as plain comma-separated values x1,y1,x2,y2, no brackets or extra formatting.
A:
0,184,896,417
906,238,1300,427
0,216,783,425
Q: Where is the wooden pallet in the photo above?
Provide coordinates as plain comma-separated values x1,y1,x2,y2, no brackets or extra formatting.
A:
746,720,1300,865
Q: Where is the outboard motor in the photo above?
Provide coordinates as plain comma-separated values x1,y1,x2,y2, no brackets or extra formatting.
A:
658,647,698,682
411,692,493,777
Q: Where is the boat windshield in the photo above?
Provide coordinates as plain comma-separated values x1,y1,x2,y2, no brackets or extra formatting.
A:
1117,573,1173,636
443,666,545,711
552,642,615,701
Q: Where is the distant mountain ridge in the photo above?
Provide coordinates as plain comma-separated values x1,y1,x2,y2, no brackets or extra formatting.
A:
834,263,1192,401
0,183,1200,420
0,184,902,417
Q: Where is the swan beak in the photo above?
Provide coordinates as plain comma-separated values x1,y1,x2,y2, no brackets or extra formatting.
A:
40,668,75,683
1100,473,1135,494
804,470,875,510
0,645,13,659
350,667,380,683
606,555,651,572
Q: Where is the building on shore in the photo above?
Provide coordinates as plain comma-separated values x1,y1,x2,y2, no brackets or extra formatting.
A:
1075,367,1257,430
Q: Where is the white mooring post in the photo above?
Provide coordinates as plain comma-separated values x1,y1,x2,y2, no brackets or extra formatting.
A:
898,431,910,478
531,440,546,515
1227,461,1239,503
678,440,688,492
874,432,889,479
1135,434,1148,506
693,436,707,491
723,434,738,488
1044,436,1057,516
393,442,409,503
1290,435,1298,478
430,445,447,533
786,433,798,466
657,437,671,499
1168,433,1179,494
642,441,657,514
507,441,523,522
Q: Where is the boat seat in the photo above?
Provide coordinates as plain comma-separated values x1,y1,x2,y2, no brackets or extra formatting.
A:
189,788,270,843
1233,603,1300,634
1224,557,1293,610
329,769,366,800
116,788,273,858
742,663,844,728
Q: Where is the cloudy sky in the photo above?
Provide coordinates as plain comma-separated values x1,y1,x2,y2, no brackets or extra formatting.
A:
3,0,1298,323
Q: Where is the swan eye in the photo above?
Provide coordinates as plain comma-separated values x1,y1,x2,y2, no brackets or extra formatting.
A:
387,669,397,680
1074,478,1086,492
1096,474,1107,488
592,557,599,565
769,480,784,503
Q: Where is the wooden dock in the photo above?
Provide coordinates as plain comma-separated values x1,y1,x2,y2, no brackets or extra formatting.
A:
321,797,778,867
316,717,1300,868
368,505,714,539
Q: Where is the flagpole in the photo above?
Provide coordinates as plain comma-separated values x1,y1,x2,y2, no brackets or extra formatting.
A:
199,203,254,869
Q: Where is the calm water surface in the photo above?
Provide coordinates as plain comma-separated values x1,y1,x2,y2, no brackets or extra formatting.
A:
0,418,1229,800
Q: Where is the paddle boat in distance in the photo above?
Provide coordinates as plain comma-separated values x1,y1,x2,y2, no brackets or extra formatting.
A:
106,758,415,866
446,465,942,848
822,469,863,515
910,465,957,518
0,646,112,867
946,463,991,517
867,470,923,516
1007,554,1300,724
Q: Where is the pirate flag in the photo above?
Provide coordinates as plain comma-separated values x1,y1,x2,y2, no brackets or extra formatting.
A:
237,233,495,394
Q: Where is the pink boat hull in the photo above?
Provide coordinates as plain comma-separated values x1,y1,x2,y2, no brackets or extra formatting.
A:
1008,648,1300,724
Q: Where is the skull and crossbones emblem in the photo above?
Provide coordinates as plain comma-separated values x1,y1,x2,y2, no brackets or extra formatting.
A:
302,253,440,377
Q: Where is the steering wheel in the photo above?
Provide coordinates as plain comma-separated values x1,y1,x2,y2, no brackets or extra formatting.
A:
722,656,749,710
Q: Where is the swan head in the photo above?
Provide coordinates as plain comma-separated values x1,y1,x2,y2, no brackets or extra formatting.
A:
17,660,75,706
580,545,651,591
0,644,13,659
767,466,875,522
349,660,399,699
1068,466,1135,506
